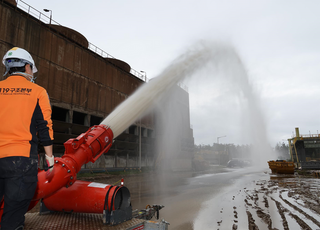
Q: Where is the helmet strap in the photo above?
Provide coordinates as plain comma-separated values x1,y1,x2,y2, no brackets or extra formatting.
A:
11,72,37,83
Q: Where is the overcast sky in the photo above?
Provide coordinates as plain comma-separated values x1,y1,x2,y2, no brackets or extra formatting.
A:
23,0,320,147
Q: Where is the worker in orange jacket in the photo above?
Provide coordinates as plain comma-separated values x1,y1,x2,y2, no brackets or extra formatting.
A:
0,47,54,230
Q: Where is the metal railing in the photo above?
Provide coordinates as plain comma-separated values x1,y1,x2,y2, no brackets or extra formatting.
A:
291,133,320,138
14,0,146,81
300,134,320,138
16,0,59,25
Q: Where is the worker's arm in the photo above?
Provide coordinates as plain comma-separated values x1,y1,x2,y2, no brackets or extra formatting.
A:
35,88,54,176
37,89,54,145
44,145,53,158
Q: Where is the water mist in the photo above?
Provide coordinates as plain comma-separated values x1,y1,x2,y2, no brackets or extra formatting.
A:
181,42,276,230
101,40,274,169
99,41,275,229
184,42,275,167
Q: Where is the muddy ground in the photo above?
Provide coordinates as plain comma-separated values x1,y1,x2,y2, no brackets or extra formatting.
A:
28,168,320,230
193,169,320,230
242,173,320,230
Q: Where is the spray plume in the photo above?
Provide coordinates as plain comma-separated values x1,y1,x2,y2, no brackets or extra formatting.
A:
101,40,274,166
101,41,215,138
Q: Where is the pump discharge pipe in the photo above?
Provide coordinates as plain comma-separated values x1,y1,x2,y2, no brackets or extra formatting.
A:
34,124,114,201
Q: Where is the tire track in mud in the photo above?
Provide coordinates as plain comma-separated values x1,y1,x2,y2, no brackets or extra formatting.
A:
201,173,320,230
288,212,312,230
244,192,274,230
279,191,320,228
243,182,272,230
271,195,312,230
272,197,289,230
242,176,320,230
302,199,320,215
246,210,259,230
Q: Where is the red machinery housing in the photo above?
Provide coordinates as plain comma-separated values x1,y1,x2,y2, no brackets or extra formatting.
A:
41,180,131,214
34,124,114,201
40,180,132,225
0,125,133,225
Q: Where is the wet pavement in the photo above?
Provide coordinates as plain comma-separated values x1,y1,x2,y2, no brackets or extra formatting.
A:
83,166,269,229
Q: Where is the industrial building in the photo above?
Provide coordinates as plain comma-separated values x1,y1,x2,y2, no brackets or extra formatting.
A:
0,0,194,170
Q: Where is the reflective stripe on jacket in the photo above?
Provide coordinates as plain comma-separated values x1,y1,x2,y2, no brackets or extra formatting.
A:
0,75,53,159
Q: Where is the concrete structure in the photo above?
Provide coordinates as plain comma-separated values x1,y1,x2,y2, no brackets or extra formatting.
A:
154,85,194,171
0,0,194,170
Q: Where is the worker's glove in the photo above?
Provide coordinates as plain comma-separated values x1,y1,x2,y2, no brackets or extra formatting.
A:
45,154,55,181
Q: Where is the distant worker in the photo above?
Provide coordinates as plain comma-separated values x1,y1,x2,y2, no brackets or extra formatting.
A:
0,47,54,230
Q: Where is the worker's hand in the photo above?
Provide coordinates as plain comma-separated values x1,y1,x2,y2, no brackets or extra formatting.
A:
45,154,54,172
45,154,55,181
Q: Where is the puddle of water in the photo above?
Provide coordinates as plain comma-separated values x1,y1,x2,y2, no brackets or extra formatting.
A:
266,196,283,230
256,192,266,208
285,212,302,230
194,185,249,230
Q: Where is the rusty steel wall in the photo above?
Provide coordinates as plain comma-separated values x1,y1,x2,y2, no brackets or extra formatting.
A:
0,1,152,125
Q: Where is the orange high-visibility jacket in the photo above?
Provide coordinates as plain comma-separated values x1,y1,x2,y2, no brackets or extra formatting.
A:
0,75,54,159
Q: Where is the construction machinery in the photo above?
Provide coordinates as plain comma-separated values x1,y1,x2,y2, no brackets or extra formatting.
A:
288,127,320,170
0,125,168,229
268,160,295,174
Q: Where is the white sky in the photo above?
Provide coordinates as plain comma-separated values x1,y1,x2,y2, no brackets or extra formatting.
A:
24,0,320,147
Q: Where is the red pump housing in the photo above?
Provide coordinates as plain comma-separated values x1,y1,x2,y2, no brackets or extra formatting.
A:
41,180,131,214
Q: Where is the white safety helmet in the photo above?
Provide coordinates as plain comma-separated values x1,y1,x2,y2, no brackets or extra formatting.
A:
2,47,38,76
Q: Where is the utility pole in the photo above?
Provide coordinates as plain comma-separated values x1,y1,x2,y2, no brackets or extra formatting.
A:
138,71,146,171
139,119,141,170
217,135,226,144
43,9,52,25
